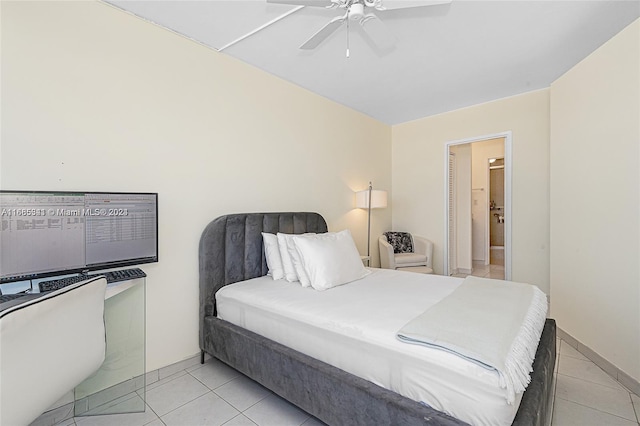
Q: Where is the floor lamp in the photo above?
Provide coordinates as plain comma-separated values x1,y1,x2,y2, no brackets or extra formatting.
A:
355,182,388,263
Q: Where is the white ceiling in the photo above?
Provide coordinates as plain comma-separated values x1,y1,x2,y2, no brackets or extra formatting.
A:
105,0,639,125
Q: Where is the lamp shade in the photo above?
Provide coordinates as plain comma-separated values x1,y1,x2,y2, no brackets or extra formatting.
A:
355,189,387,209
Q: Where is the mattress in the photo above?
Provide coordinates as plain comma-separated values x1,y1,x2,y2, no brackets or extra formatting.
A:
216,268,524,426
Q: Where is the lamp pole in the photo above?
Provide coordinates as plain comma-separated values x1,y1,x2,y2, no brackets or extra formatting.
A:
366,181,372,257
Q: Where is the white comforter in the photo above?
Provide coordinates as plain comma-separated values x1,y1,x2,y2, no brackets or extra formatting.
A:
216,268,540,425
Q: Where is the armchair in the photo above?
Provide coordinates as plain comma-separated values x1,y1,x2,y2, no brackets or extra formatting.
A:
379,232,434,274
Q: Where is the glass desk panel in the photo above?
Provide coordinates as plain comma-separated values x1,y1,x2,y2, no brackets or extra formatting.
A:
75,278,145,416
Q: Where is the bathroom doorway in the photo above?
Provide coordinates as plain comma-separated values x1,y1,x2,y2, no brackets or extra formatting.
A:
444,132,511,280
489,157,505,267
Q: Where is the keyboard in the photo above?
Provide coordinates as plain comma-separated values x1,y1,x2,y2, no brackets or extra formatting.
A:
38,268,147,292
0,293,27,303
100,268,147,283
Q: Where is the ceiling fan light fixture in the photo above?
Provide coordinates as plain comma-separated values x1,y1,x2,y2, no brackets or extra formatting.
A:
349,3,364,20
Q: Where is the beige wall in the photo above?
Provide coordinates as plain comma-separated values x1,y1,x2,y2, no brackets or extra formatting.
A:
392,90,550,293
550,19,640,382
0,1,392,371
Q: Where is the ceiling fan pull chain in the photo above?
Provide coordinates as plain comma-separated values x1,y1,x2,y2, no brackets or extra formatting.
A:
346,15,350,58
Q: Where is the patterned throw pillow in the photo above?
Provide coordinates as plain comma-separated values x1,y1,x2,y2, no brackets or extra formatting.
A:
384,232,414,254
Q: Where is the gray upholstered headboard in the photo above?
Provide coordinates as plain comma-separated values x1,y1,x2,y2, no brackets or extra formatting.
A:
198,212,328,341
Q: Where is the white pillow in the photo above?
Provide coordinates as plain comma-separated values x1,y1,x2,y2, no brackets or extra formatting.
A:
276,233,297,282
276,233,315,284
275,233,300,282
284,234,312,287
262,232,284,280
292,229,370,291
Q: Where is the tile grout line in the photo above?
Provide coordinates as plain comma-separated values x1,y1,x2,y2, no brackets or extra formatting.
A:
558,351,588,361
186,362,278,416
166,365,288,423
242,396,308,426
221,413,258,426
630,392,640,424
556,368,630,392
143,401,164,426
187,364,240,391
554,394,638,423
237,391,312,426
558,340,638,398
156,388,217,422
142,369,217,423
212,385,272,414
556,370,633,398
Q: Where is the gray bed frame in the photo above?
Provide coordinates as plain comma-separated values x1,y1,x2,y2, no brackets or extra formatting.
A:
199,212,556,426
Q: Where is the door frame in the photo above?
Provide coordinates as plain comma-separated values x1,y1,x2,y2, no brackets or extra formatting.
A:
443,131,512,280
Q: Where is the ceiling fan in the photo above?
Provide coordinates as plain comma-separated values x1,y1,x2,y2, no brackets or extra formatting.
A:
266,0,452,56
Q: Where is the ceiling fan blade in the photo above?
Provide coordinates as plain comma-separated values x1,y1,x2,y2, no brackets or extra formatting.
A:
300,15,346,49
267,0,333,7
375,0,452,10
360,14,396,50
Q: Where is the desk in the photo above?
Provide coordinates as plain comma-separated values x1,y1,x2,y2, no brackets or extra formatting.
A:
74,277,146,416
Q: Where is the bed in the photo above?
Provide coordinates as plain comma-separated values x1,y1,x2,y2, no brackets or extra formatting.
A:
199,212,556,426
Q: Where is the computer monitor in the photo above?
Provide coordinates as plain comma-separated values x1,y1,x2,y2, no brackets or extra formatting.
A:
0,191,158,283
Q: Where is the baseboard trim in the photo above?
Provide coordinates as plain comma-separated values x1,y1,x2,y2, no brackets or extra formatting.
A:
557,327,640,396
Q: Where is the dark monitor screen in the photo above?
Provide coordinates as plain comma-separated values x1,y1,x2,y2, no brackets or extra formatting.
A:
0,191,158,283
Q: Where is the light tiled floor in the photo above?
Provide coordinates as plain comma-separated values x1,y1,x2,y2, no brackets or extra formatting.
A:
552,339,640,426
56,358,325,426
44,338,639,426
452,260,505,280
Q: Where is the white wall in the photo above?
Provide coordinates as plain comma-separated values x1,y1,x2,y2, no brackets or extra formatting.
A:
550,19,639,382
1,1,392,371
392,90,550,294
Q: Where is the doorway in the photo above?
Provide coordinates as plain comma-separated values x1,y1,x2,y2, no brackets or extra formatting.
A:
489,157,505,267
444,132,512,280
